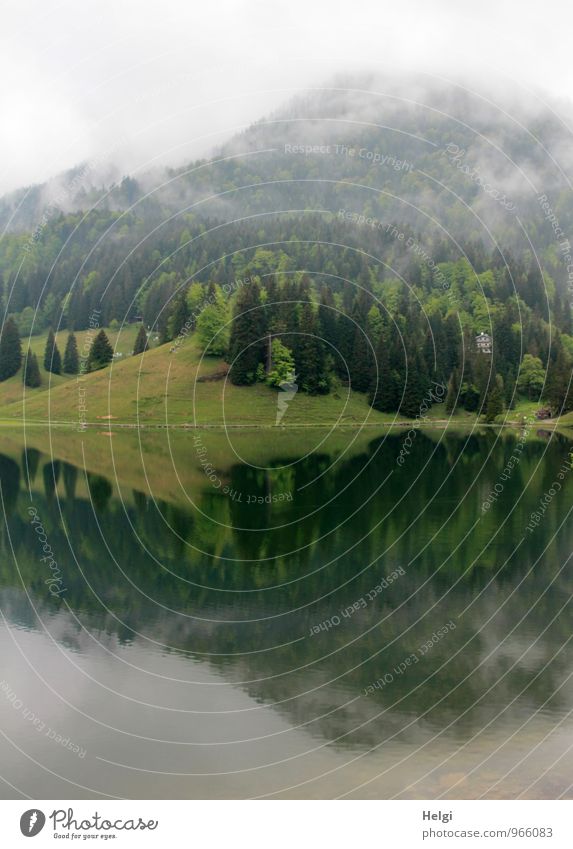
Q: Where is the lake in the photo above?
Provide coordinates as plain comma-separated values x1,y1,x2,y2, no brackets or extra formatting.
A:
1,425,573,799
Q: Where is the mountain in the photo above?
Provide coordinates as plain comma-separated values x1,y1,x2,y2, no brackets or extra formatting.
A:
2,73,573,421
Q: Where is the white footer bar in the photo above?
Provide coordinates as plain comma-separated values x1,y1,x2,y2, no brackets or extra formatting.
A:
1,800,571,848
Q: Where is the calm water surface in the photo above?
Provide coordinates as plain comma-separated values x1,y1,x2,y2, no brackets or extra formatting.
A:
1,426,573,799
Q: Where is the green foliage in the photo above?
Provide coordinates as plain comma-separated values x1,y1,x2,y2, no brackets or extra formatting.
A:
369,338,400,413
349,326,373,393
485,374,505,422
186,283,204,322
15,306,37,336
229,281,266,385
63,332,79,374
43,329,62,374
366,305,384,345
133,325,148,355
295,303,329,395
196,287,229,356
22,349,41,387
544,349,573,413
0,318,22,381
517,354,545,399
267,339,295,387
461,382,480,412
167,292,190,341
445,368,460,413
87,329,114,371
399,351,430,418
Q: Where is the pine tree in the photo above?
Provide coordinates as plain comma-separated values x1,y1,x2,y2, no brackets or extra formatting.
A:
295,303,328,395
133,325,148,355
44,329,55,371
349,326,373,393
87,330,114,371
485,374,505,422
369,336,400,412
545,348,573,413
318,286,338,349
399,351,430,418
22,349,42,387
52,342,62,375
0,317,22,381
335,312,357,379
504,366,517,409
229,280,266,385
63,332,79,374
43,329,62,374
168,292,190,340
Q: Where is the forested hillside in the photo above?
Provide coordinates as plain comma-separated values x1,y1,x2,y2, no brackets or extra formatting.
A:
2,75,573,421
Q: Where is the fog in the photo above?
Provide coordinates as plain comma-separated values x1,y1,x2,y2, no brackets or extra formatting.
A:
1,0,572,195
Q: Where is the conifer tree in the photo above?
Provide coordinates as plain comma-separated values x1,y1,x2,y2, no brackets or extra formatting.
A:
335,312,356,378
369,335,400,412
485,374,505,422
87,329,114,371
295,303,328,395
445,368,460,413
22,349,41,387
399,351,430,418
318,286,338,348
63,332,79,374
168,292,190,340
545,348,572,413
44,329,62,374
0,317,22,381
229,280,266,385
133,325,148,355
349,326,372,393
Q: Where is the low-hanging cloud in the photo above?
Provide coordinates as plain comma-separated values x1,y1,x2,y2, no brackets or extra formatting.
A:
1,0,573,195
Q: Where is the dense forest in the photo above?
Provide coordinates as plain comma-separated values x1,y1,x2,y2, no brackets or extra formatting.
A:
2,76,573,420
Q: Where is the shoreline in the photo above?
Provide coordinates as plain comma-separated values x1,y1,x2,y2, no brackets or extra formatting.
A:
0,418,564,431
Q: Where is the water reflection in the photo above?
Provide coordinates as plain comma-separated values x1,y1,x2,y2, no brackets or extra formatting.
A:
1,428,573,798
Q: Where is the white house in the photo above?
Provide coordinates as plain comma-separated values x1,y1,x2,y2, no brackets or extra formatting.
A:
476,332,492,354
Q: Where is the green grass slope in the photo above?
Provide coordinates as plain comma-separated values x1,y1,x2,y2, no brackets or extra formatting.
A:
0,327,558,429
1,328,399,427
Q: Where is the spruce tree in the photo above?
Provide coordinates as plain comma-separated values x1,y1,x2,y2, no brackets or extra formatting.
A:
23,349,42,387
52,342,62,375
44,329,55,371
545,349,572,413
445,368,460,413
399,351,430,418
44,329,62,374
295,303,328,395
485,374,505,422
0,317,22,381
168,292,190,340
229,281,266,385
87,329,114,371
133,325,148,355
369,337,400,412
349,326,372,393
335,312,356,379
63,332,79,374
318,286,338,349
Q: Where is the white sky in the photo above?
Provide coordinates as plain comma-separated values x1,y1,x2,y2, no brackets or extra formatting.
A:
1,0,572,194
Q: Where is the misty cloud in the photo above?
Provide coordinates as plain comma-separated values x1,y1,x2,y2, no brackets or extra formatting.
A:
2,0,573,196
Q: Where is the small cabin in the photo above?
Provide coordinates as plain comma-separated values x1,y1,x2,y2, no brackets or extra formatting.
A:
476,332,492,354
